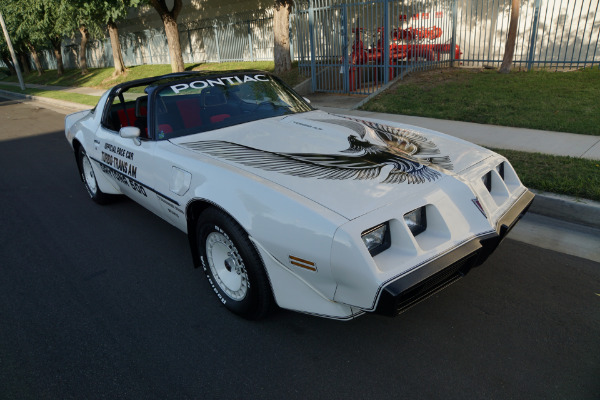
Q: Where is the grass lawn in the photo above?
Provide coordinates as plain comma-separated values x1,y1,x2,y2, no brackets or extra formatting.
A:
491,148,600,201
0,83,100,106
0,61,307,90
362,68,600,136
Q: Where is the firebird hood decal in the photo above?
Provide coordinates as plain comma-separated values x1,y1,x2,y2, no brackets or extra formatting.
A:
181,115,453,185
314,115,453,169
183,136,441,185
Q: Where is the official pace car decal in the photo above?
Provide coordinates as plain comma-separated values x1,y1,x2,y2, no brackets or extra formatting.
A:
182,116,453,185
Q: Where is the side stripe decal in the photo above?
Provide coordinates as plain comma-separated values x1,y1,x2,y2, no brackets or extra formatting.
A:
90,156,180,206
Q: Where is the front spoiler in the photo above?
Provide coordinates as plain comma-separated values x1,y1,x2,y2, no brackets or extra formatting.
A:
375,190,535,316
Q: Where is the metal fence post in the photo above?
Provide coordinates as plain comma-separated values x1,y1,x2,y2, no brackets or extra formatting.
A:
289,18,293,63
527,0,542,70
147,31,154,64
342,3,349,93
248,21,254,62
451,0,458,67
383,0,390,84
214,25,221,63
308,0,316,92
187,26,193,63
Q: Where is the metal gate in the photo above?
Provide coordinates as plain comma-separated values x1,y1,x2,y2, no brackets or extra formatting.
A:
294,0,458,94
294,0,600,94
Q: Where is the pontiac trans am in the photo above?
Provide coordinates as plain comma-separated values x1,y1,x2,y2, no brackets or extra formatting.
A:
65,71,534,320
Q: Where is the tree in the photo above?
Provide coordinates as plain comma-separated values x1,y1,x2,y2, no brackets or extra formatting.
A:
25,41,44,75
1,0,73,76
107,20,126,76
148,0,184,73
78,24,89,74
3,0,47,75
18,50,31,73
0,2,20,75
77,0,142,76
273,0,293,75
39,0,76,76
0,40,17,75
499,0,520,73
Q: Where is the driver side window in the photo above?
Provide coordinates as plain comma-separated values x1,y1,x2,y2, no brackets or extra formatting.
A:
102,86,150,138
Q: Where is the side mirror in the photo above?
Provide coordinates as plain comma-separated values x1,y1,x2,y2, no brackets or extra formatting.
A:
120,126,140,139
303,97,311,104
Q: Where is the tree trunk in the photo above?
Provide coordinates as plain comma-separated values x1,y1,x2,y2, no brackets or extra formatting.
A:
108,20,126,76
499,0,520,74
163,15,185,73
2,55,16,76
19,52,31,74
273,1,292,75
26,42,44,76
51,39,64,76
79,25,89,75
149,0,184,73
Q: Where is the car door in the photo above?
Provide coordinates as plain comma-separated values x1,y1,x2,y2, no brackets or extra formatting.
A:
94,90,162,216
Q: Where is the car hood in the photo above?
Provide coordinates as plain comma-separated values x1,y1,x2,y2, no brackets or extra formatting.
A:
171,110,493,220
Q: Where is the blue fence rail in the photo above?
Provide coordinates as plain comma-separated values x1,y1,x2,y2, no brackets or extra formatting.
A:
293,0,600,94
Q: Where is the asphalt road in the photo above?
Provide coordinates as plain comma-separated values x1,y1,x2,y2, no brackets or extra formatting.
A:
1,97,599,399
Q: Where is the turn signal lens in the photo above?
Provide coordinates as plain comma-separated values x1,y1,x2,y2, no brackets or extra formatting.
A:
403,207,427,236
361,223,391,256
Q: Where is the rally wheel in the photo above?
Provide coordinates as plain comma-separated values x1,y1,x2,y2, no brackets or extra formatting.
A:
197,208,272,320
78,146,110,204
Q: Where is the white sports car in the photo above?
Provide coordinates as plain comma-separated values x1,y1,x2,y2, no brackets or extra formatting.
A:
65,71,534,320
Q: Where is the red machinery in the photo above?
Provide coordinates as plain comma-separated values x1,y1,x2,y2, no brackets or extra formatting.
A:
348,23,462,91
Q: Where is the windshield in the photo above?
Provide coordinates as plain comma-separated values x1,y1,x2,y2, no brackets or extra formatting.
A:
154,73,312,140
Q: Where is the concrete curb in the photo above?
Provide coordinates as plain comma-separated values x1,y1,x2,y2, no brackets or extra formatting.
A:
0,89,91,112
2,86,598,230
529,190,600,229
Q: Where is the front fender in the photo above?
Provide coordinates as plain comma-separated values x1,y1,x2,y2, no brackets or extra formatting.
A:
185,159,348,304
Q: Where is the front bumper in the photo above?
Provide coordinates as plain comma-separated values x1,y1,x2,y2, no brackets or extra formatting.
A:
375,189,534,316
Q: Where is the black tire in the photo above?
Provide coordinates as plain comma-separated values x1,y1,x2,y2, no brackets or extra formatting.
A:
77,146,110,204
197,208,272,320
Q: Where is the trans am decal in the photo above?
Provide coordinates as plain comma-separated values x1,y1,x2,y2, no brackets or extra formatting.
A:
183,116,453,185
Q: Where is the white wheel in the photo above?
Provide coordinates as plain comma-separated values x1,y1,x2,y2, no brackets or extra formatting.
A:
205,231,249,301
81,153,98,196
77,146,109,204
197,208,272,319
